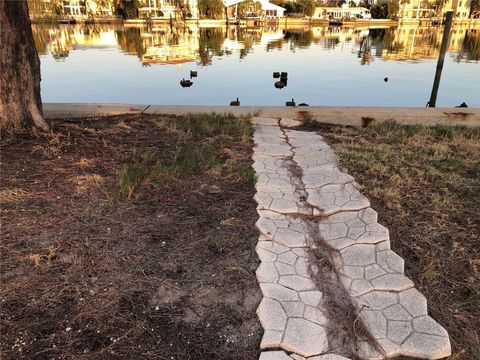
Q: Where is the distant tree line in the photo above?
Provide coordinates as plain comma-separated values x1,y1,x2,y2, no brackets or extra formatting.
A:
271,0,316,16
197,0,224,19
368,0,399,19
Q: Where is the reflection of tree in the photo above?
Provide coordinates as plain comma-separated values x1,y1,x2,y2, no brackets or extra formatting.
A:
379,28,405,54
83,23,101,38
237,29,261,58
322,37,340,49
198,28,225,65
358,36,373,65
266,38,284,51
284,30,314,49
30,23,479,67
115,27,146,59
31,24,51,55
31,24,72,61
455,30,480,62
52,46,70,61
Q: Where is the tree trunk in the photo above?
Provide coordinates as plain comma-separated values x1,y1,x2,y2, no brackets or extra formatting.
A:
0,0,49,132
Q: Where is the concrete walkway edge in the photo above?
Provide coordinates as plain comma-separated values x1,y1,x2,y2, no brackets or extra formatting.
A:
42,103,480,128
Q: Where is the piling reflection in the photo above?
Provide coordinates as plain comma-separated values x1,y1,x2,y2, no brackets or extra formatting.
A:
32,23,479,66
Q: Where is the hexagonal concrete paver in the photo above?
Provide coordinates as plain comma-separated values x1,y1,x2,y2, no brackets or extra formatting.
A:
252,123,451,360
282,318,329,357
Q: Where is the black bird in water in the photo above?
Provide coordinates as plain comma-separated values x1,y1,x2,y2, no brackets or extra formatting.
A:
286,98,296,107
384,77,389,82
274,81,285,89
298,103,309,107
180,79,193,87
230,98,240,106
273,72,280,78
456,102,468,108
190,70,197,78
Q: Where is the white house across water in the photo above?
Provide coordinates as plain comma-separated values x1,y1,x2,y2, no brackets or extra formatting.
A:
225,0,285,20
313,6,372,21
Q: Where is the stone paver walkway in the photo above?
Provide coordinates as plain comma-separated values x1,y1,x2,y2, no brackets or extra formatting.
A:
251,117,451,360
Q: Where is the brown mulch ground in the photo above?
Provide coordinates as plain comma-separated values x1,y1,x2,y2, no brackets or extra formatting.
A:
310,121,480,360
0,114,262,359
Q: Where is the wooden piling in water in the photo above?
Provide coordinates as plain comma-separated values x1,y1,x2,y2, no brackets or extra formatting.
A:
428,11,453,108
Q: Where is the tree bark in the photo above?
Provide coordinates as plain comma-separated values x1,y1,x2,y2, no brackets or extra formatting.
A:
0,0,49,132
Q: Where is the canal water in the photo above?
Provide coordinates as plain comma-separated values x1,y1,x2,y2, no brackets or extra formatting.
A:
33,24,480,107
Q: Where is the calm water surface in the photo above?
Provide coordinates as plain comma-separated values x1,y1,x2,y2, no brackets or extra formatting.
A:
33,24,480,107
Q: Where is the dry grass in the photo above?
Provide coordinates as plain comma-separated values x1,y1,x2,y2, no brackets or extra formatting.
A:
74,157,95,169
0,188,31,203
316,121,480,360
0,114,261,360
71,174,104,193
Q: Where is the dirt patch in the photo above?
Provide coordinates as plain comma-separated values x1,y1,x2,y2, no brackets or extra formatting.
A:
443,111,474,120
0,114,261,359
312,121,480,360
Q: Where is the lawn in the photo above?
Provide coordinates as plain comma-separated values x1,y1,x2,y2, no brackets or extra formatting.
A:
314,121,480,360
0,114,261,359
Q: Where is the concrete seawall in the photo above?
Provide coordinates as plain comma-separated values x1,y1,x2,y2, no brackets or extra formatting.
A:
43,103,480,127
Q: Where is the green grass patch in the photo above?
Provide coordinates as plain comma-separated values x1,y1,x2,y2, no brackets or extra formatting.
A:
115,114,254,198
166,113,253,142
429,156,464,171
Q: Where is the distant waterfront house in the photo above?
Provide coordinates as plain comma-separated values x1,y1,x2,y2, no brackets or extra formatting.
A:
225,0,286,20
138,0,199,19
139,0,176,18
28,0,115,18
28,0,199,20
398,0,471,20
313,6,371,20
61,0,84,17
441,0,471,19
62,0,115,17
86,0,114,16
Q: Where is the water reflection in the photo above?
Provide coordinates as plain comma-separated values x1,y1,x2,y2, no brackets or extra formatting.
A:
32,23,480,65
32,23,479,107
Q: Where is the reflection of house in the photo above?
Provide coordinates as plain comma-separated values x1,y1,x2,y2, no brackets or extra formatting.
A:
311,26,357,42
225,0,285,20
138,0,199,19
313,6,371,20
134,27,200,65
380,24,470,60
32,25,118,59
